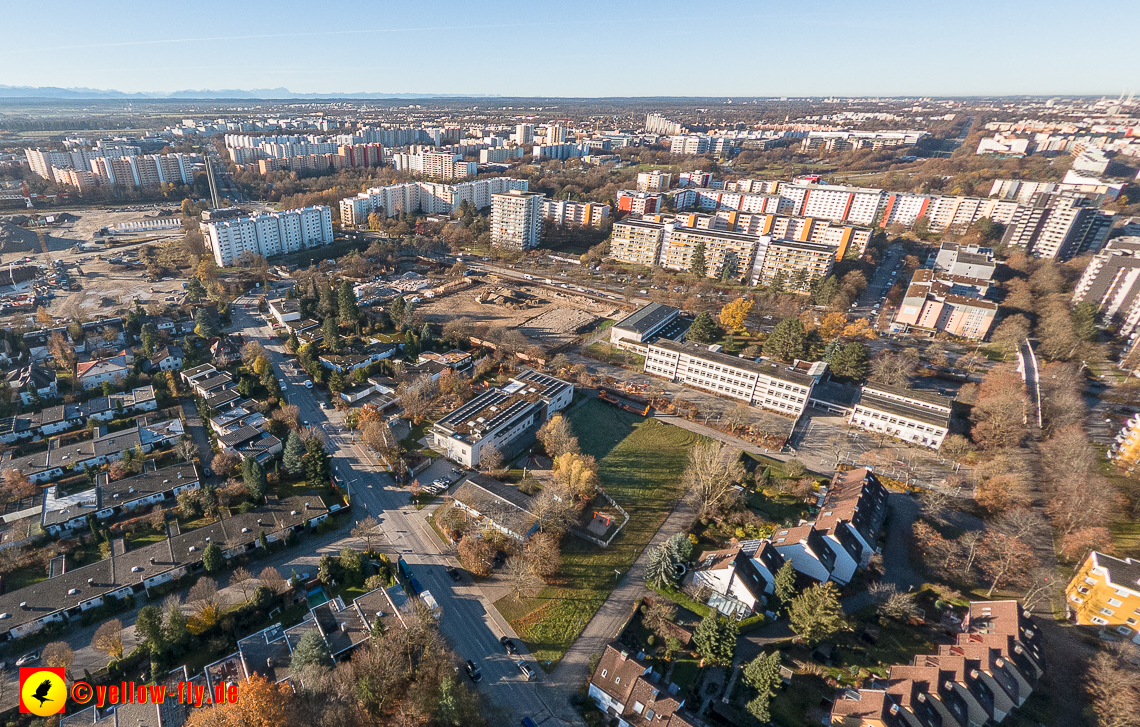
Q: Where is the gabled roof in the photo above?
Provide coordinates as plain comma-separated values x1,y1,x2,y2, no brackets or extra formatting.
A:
591,644,650,705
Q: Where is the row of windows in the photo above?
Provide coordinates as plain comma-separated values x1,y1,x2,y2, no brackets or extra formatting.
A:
854,409,946,434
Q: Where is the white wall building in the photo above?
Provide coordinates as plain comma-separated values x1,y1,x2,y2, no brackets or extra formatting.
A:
203,207,333,266
491,190,543,250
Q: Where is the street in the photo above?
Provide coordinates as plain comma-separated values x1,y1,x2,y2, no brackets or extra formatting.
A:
229,297,571,725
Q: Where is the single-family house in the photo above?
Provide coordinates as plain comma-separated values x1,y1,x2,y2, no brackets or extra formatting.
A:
448,474,539,541
75,358,129,390
6,365,58,403
147,345,184,372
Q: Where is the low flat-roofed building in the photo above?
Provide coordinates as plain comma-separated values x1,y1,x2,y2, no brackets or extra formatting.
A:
848,384,952,449
644,339,818,417
430,369,574,468
609,302,681,348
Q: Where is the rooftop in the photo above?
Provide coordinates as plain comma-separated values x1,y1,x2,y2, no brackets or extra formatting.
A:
854,392,952,428
652,339,817,387
614,302,680,335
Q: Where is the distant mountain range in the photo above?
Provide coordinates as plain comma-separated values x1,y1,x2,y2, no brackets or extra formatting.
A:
0,85,496,100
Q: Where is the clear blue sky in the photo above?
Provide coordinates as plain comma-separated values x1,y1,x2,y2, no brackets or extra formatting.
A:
4,0,1136,97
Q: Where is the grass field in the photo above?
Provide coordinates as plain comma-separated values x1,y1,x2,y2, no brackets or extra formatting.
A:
495,399,707,669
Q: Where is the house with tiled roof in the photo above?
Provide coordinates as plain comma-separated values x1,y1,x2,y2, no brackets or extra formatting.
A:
76,358,129,390
686,543,785,618
588,645,706,727
5,364,57,403
829,601,1044,727
147,345,184,372
448,473,540,541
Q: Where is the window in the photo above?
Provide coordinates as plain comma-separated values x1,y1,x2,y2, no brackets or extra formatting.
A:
633,702,644,714
601,670,607,678
1100,608,1115,617
646,710,655,720
1109,598,1124,607
614,677,620,684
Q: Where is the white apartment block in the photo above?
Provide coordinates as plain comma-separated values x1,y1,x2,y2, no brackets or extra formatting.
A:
848,384,952,449
514,124,534,145
390,151,476,180
670,135,710,155
540,199,610,227
491,190,542,250
339,178,528,225
785,183,886,226
645,340,818,417
636,170,671,192
203,206,333,266
1071,237,1140,337
479,147,524,163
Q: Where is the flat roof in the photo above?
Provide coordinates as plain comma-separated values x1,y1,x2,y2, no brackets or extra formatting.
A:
853,393,951,428
613,302,679,335
651,339,817,386
861,383,952,410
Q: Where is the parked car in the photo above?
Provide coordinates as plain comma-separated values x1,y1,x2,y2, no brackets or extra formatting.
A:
432,478,448,489
516,660,535,681
521,719,538,727
203,467,213,477
16,652,39,667
465,660,482,682
500,636,517,655
447,568,461,582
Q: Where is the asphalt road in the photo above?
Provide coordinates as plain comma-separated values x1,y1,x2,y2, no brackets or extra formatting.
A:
230,298,573,725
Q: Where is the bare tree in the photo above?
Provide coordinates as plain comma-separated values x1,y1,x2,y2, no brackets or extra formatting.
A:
506,555,542,602
525,532,563,580
176,437,200,462
43,641,75,677
869,351,917,387
229,567,254,602
642,599,678,641
724,404,752,434
533,485,577,535
351,516,380,551
1085,644,1140,727
259,567,290,596
93,619,124,661
188,577,229,632
479,444,504,474
683,443,745,519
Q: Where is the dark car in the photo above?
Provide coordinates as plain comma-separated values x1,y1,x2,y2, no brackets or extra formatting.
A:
203,467,213,477
447,568,461,582
464,660,482,682
500,636,517,655
409,577,424,594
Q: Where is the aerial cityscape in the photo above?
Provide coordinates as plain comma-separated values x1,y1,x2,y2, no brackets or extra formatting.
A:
0,3,1138,727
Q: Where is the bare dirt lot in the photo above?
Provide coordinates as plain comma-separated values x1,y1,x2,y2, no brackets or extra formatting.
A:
417,283,624,347
0,208,191,326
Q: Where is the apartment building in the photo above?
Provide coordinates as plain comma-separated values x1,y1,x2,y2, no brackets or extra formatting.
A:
1108,411,1140,472
675,187,786,214
670,135,710,155
25,147,198,188
934,242,997,280
540,199,610,227
610,218,668,267
532,143,589,160
752,238,836,288
202,206,333,266
1071,237,1140,337
491,189,542,249
636,170,671,192
645,114,684,136
339,178,528,225
1002,192,1115,260
781,183,886,225
893,269,998,340
390,151,476,180
1067,551,1140,643
848,383,952,449
616,190,664,215
831,600,1044,727
644,339,818,417
514,124,534,145
676,210,870,260
659,226,762,281
431,370,573,468
479,146,524,163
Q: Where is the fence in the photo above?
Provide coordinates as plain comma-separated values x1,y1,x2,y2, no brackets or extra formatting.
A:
568,486,629,548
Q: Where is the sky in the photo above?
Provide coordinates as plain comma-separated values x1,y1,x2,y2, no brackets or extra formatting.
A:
3,0,1137,98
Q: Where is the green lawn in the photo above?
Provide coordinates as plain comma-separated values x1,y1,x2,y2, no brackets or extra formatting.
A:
495,400,707,670
125,531,167,551
746,488,812,525
582,342,645,369
1111,520,1140,559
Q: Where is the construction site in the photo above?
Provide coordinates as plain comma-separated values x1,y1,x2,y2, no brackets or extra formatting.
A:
418,281,626,349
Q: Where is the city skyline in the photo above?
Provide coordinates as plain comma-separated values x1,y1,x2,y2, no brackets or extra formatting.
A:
3,0,1138,98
